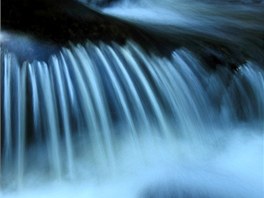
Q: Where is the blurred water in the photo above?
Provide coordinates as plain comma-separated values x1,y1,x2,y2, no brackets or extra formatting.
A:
102,0,264,48
1,40,264,197
1,0,264,197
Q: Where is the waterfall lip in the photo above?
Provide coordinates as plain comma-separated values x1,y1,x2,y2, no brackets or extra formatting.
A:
101,1,264,67
0,32,253,73
0,31,60,63
3,0,263,65
2,0,264,67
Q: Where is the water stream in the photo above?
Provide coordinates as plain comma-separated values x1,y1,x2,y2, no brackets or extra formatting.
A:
1,1,264,197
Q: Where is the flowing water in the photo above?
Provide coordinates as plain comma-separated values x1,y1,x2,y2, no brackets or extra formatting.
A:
1,0,264,198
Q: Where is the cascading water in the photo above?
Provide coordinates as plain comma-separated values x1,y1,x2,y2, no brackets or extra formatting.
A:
1,40,263,197
1,0,264,198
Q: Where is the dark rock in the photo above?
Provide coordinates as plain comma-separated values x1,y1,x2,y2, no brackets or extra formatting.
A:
1,0,158,62
2,0,135,44
2,0,263,69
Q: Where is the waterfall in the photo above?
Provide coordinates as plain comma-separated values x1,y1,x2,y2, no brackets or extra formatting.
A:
1,39,263,197
1,0,264,197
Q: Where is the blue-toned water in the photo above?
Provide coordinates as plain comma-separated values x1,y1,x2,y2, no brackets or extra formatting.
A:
1,0,264,197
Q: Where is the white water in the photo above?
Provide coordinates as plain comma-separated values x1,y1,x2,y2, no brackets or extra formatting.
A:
1,1,264,197
100,0,264,49
2,131,263,198
1,40,264,197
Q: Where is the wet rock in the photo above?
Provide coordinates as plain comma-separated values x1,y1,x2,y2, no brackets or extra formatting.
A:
2,0,135,44
2,0,157,62
2,0,263,68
